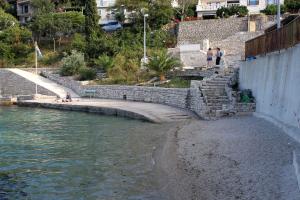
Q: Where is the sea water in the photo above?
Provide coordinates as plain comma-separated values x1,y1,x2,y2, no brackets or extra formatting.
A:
0,107,168,200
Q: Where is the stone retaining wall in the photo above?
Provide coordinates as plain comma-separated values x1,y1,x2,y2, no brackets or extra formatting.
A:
42,71,190,110
235,103,256,114
190,80,208,117
0,69,56,97
178,18,248,45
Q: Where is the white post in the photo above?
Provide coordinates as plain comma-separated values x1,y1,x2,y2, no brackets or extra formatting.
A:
277,0,281,29
34,41,38,95
143,14,148,62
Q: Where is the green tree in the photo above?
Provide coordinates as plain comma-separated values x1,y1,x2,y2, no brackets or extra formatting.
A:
85,0,100,58
0,42,14,67
30,11,84,51
285,0,300,12
0,8,18,30
31,0,55,16
175,0,198,21
146,50,182,81
71,33,86,52
148,2,174,29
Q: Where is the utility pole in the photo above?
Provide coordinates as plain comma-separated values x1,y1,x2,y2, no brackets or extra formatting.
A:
143,13,149,64
277,0,281,29
35,41,38,95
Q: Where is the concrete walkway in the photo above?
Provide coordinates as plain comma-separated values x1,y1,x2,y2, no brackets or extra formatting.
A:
176,116,300,200
7,69,79,98
17,98,196,123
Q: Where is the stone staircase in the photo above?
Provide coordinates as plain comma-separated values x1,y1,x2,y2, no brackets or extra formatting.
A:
200,69,236,119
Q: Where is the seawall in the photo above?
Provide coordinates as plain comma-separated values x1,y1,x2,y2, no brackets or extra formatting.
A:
239,44,300,142
0,69,56,97
41,72,207,117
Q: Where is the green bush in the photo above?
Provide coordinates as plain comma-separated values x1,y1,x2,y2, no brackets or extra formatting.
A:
107,53,140,83
0,8,18,30
60,50,86,76
285,0,300,12
217,5,249,18
41,52,62,66
262,4,286,15
71,33,86,52
78,67,97,81
94,54,114,71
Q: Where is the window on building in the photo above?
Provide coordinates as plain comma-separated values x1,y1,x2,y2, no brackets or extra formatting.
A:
248,0,259,5
24,5,28,13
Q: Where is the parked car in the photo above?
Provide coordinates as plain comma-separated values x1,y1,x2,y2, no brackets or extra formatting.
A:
101,21,122,32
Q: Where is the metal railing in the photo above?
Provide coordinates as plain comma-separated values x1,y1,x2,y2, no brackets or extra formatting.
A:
245,15,300,59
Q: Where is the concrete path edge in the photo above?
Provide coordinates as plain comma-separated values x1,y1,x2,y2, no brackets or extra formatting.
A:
17,101,160,123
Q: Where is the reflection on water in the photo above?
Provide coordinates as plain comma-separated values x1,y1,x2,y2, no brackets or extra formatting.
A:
0,106,167,200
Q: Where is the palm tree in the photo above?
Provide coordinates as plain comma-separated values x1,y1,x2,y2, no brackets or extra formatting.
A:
146,50,182,81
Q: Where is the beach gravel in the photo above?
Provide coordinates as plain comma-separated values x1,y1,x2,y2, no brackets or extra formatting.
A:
161,116,300,200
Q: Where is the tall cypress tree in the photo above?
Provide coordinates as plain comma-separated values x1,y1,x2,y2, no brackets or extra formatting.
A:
85,0,99,58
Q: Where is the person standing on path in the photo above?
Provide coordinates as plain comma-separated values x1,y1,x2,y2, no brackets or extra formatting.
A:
207,48,213,68
216,47,222,66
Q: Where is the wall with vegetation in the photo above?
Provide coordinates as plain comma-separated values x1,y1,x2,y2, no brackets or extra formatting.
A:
240,44,300,141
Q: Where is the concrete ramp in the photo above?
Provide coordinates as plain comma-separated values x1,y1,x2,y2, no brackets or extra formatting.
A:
7,69,79,98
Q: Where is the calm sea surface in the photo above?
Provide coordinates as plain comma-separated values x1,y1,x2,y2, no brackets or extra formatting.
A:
0,106,168,200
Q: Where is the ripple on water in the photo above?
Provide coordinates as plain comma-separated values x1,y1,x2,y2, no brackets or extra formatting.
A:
0,107,168,200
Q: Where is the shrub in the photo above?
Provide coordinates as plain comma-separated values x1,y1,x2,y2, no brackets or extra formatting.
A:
0,8,18,30
78,67,97,80
285,0,300,13
60,50,86,76
107,53,140,83
94,54,114,71
146,50,182,81
41,51,62,66
262,4,286,15
217,5,249,18
71,33,86,52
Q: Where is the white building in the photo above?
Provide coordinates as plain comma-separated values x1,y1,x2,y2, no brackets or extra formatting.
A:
96,0,117,24
196,0,285,18
16,0,33,24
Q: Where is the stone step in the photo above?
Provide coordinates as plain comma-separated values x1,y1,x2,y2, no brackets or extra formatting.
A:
213,77,231,81
207,104,229,108
202,82,227,86
208,106,223,110
203,91,226,96
205,95,228,99
201,86,226,90
206,99,229,103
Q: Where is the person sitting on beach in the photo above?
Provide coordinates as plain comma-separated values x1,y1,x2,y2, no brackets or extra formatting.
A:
64,92,72,102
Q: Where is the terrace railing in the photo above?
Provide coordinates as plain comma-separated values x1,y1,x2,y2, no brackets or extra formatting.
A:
245,15,300,59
